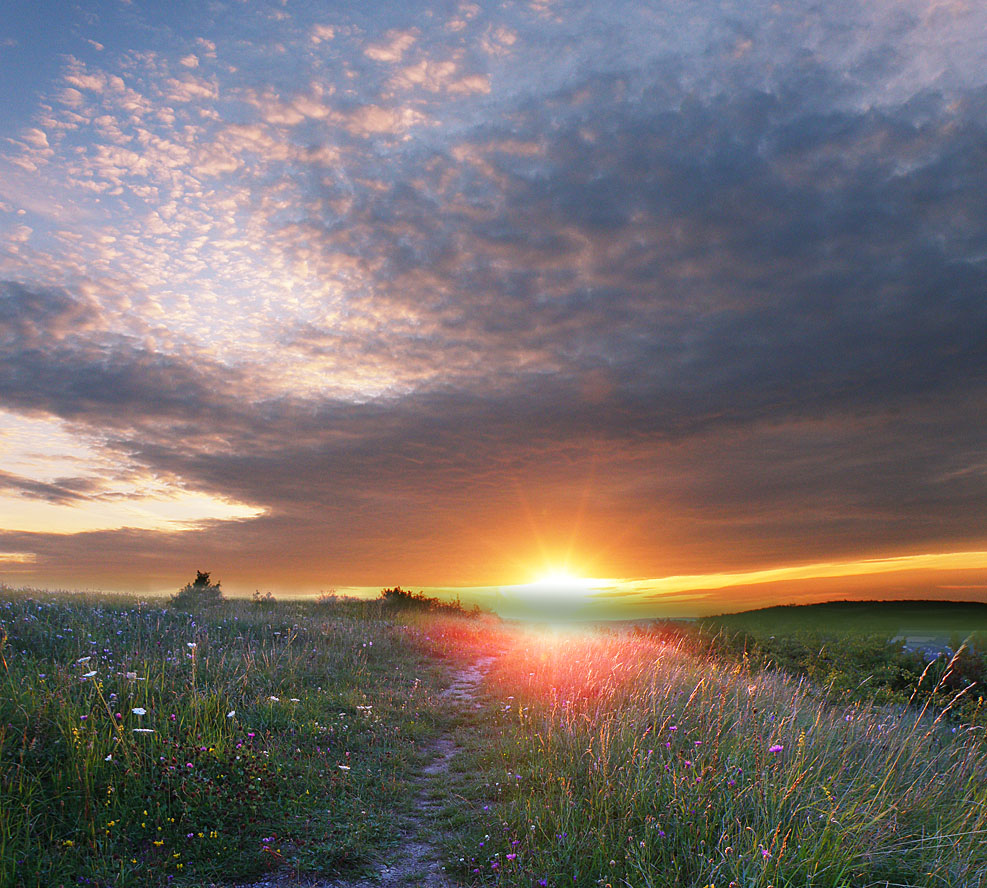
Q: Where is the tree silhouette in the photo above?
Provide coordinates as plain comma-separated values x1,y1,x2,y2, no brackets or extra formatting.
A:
171,570,223,610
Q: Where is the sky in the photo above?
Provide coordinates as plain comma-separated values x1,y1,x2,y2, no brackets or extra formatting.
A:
1,0,985,618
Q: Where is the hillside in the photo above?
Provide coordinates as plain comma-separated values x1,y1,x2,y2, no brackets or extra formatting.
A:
705,598,987,638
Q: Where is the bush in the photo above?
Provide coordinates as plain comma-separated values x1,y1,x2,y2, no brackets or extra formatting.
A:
170,570,223,610
251,589,276,608
379,586,475,615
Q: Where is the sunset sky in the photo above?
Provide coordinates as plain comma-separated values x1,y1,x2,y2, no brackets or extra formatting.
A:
1,0,985,618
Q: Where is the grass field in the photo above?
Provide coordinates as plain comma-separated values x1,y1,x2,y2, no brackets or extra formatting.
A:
703,601,987,724
2,587,986,887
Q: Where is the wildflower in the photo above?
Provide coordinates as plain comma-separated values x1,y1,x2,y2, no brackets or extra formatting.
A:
269,696,279,702
126,671,138,680
132,707,147,716
187,642,197,649
77,657,91,664
105,754,112,761
82,671,97,679
506,853,517,860
762,849,772,858
769,744,784,753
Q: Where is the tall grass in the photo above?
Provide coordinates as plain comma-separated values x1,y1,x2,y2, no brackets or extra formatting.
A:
447,626,987,887
4,588,986,888
0,589,451,887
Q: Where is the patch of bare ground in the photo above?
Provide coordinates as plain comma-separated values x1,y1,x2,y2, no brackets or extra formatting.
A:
220,656,495,888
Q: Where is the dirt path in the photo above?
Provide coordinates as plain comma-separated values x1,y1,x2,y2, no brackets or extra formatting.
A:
224,656,495,888
374,655,496,888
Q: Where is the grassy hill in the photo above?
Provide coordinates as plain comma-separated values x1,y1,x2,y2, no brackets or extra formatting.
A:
704,599,987,638
698,599,987,725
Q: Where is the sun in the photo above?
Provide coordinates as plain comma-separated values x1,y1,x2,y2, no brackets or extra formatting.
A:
530,569,595,589
520,569,601,599
495,567,615,620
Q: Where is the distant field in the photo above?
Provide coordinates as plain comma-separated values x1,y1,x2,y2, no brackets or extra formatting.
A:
2,588,986,887
700,599,987,725
704,599,987,638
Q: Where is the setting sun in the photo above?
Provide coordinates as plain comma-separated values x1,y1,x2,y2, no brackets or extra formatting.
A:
526,570,599,595
488,569,618,620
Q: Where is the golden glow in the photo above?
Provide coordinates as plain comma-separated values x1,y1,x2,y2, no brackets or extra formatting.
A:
422,548,987,620
529,569,596,590
501,569,610,606
0,489,264,535
0,410,264,535
613,549,987,600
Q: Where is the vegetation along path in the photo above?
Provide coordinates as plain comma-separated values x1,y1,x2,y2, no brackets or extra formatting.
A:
225,654,498,888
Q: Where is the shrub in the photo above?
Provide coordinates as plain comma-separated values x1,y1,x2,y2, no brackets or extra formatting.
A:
379,586,475,615
170,570,223,610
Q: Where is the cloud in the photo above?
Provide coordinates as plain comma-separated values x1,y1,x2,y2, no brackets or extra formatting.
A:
0,469,95,505
310,24,335,44
364,29,419,63
0,0,985,596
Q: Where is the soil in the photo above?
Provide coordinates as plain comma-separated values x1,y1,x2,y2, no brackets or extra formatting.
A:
221,656,496,888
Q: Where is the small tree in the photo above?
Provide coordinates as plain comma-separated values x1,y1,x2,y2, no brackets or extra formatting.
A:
171,570,223,610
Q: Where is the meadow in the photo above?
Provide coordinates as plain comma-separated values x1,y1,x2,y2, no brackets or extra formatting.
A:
1,586,985,888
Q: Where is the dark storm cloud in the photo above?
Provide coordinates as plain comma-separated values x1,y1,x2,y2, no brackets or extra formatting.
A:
0,280,247,425
277,62,987,431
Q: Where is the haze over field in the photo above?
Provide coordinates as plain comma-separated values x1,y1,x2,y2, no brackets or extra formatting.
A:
1,0,985,616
